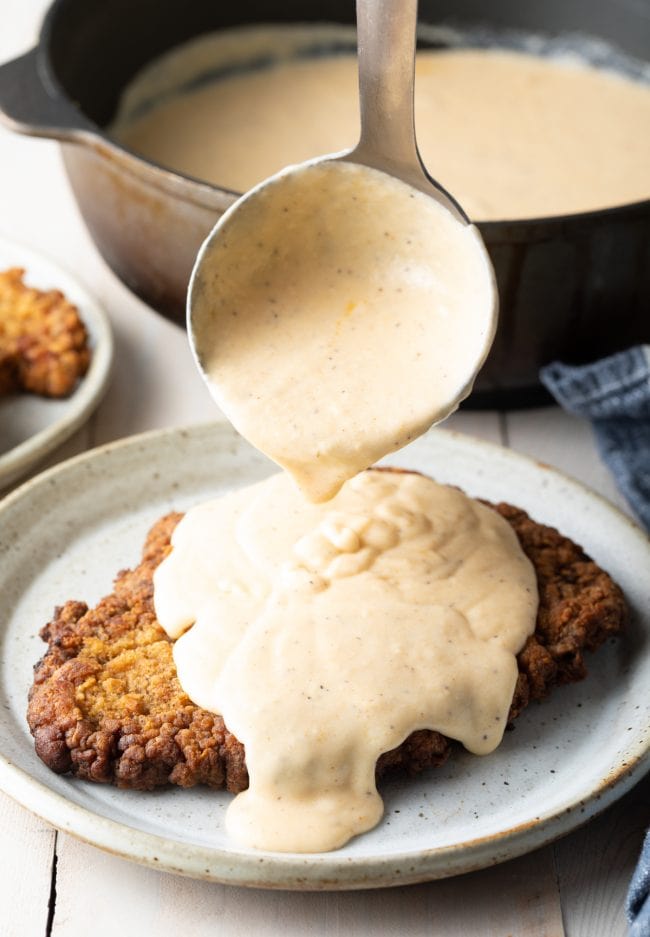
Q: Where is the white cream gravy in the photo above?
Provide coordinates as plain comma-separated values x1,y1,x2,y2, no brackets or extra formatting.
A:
149,31,545,855
191,160,495,502
115,42,650,221
154,469,538,852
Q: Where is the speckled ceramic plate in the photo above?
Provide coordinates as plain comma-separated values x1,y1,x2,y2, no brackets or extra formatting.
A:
0,423,648,889
0,237,113,489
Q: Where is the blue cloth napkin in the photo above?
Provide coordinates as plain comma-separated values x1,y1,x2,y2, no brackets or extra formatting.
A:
541,346,650,935
540,345,650,532
628,831,650,937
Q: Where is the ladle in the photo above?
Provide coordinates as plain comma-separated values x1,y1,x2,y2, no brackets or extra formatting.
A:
187,0,498,499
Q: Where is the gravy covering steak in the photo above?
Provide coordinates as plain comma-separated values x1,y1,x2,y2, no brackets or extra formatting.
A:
153,470,538,851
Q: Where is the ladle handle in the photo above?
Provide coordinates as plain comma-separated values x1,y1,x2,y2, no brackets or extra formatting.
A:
351,0,468,222
354,0,421,177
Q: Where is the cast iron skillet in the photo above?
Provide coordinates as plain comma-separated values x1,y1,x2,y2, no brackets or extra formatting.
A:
0,0,649,406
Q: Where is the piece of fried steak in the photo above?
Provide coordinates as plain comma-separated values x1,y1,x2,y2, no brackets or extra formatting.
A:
0,267,90,397
27,484,627,793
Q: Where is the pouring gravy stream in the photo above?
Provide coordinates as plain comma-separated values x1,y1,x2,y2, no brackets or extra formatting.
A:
152,155,535,853
153,7,540,853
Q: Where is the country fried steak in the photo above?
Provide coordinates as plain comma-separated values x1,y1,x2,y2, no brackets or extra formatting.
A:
27,484,627,793
0,267,90,397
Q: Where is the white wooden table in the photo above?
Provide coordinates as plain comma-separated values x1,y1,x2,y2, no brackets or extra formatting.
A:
1,3,648,935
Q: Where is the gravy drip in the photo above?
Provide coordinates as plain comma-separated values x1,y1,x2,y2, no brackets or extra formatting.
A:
154,469,538,853
191,161,495,502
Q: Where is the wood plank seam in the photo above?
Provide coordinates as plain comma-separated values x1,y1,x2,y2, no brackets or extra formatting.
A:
498,410,510,448
552,841,568,937
88,408,99,449
45,830,58,937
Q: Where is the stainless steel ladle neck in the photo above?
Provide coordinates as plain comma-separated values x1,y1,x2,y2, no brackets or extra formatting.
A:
346,0,469,224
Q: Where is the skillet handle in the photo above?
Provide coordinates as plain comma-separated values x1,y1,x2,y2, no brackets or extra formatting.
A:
0,48,92,141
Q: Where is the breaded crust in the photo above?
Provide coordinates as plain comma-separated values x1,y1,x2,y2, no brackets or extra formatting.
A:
27,484,627,793
0,267,91,397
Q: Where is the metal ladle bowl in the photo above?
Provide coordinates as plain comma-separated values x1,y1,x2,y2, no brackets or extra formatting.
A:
187,0,498,417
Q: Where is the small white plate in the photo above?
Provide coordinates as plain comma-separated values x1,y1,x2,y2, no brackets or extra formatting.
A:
0,237,113,488
0,423,648,889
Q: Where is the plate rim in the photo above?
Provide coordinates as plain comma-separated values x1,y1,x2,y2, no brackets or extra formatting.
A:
1,421,649,890
0,236,114,487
